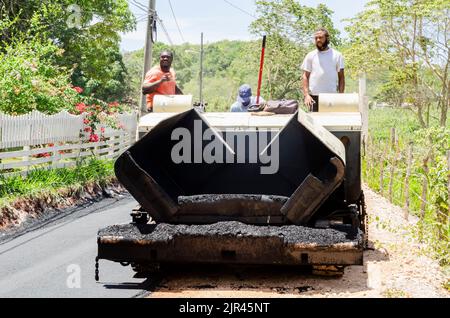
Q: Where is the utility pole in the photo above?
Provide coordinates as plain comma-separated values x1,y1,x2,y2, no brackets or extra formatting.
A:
199,32,204,106
140,0,156,115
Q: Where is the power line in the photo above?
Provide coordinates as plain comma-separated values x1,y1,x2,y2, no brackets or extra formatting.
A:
136,14,150,23
222,0,256,19
129,1,175,46
135,12,148,19
129,0,148,14
127,1,149,25
168,0,185,43
156,16,174,46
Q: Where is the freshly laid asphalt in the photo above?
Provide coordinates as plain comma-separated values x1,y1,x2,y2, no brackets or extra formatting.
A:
0,194,158,298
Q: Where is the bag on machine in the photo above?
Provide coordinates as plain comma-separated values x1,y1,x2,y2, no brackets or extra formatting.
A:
263,99,298,114
248,99,299,114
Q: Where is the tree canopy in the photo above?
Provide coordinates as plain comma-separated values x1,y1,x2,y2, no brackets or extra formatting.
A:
249,0,341,100
1,0,136,102
344,0,449,127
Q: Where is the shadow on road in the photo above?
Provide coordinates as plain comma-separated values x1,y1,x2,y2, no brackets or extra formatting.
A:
103,275,162,291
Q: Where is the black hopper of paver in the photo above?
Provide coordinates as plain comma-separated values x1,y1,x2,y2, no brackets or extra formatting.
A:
115,109,346,225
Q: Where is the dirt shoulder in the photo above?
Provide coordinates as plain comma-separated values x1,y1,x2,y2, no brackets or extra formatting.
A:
0,179,126,234
149,185,449,298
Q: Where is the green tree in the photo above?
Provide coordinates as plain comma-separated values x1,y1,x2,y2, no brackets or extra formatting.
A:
1,0,136,102
344,0,450,127
250,0,341,100
0,18,81,114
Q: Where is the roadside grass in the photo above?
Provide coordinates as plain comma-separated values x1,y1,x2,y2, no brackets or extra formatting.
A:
443,280,450,292
382,288,411,298
367,107,449,139
0,158,115,209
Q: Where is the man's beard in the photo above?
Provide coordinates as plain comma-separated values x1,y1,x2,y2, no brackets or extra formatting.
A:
160,61,172,72
316,39,329,51
161,65,171,72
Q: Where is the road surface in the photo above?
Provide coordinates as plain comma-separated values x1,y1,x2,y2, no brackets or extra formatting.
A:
0,195,156,298
0,187,447,298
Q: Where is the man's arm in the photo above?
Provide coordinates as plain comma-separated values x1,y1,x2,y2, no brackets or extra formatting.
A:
142,80,162,95
338,69,345,93
142,73,171,95
302,71,314,109
230,102,240,112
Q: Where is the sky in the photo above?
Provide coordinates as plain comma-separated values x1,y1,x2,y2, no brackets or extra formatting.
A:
121,0,370,52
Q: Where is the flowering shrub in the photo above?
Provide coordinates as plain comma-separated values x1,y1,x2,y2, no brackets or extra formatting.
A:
0,37,83,115
73,87,84,94
0,35,132,143
68,91,132,143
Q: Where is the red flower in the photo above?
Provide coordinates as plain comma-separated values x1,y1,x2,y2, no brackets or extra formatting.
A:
76,102,87,113
73,86,83,94
84,127,92,133
100,127,105,133
109,102,119,108
89,134,99,142
83,118,90,125
35,152,51,158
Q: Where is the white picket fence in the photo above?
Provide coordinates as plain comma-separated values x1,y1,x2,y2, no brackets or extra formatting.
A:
0,110,138,177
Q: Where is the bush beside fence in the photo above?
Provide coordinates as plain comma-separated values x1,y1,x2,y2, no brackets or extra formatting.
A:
363,128,449,265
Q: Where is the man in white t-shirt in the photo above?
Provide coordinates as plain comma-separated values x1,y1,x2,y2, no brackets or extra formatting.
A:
301,28,345,112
